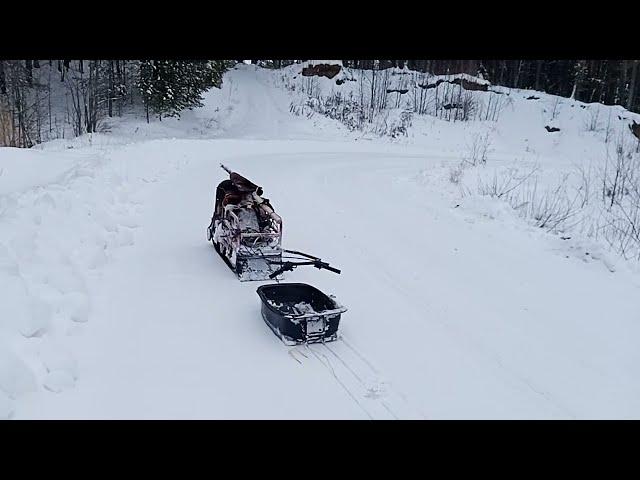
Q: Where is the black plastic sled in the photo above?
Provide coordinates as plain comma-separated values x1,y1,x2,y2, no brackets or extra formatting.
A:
257,283,347,345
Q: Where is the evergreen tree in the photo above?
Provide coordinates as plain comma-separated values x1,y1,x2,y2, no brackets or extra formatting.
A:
136,60,227,121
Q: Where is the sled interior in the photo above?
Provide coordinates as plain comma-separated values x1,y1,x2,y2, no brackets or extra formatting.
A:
257,283,346,345
257,283,341,318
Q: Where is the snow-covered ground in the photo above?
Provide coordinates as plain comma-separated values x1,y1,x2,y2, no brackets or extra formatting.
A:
1,64,640,419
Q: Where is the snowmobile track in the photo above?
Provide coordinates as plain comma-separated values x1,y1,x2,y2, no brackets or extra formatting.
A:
292,337,425,420
306,343,375,420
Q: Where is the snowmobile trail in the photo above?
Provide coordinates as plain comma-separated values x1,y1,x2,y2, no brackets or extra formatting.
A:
274,153,640,419
302,338,426,420
14,141,640,419
15,145,376,419
220,68,314,141
303,343,376,420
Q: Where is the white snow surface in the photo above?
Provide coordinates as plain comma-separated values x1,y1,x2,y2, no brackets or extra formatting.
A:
1,64,640,419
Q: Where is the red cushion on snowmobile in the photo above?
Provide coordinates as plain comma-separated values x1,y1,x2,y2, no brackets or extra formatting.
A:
222,193,243,206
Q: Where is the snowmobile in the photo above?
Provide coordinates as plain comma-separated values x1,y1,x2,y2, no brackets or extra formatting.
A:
207,164,283,281
207,165,347,344
207,165,341,281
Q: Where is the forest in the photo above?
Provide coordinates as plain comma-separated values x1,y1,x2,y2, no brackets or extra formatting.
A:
1,59,638,147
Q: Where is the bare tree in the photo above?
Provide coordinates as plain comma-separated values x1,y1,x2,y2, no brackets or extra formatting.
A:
627,60,638,111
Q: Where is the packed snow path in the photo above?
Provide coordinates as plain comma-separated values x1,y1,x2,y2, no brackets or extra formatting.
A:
4,65,640,419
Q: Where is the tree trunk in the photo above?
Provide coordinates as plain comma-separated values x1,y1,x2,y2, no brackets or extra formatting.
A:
512,60,523,88
535,60,542,90
25,60,33,86
627,60,639,111
48,65,52,134
0,61,5,95
108,60,113,117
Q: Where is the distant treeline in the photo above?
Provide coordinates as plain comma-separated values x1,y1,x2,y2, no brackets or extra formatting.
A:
0,60,229,148
2,59,638,148
253,60,640,114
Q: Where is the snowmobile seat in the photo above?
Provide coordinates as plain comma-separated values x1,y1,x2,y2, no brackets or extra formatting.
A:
217,180,239,199
230,172,263,195
222,193,243,207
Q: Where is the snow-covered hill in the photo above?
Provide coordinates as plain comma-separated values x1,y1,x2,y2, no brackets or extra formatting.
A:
1,64,639,419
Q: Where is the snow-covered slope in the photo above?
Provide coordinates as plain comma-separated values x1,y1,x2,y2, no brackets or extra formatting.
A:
1,64,640,419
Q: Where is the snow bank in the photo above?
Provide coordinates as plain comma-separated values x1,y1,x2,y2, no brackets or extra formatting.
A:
277,62,640,263
0,135,181,416
0,346,37,398
0,148,78,196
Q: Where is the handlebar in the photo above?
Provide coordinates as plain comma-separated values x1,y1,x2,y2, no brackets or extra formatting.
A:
282,249,319,260
268,259,341,279
320,264,341,274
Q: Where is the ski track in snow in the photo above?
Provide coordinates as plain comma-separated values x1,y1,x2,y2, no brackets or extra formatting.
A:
290,337,425,420
3,65,640,419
